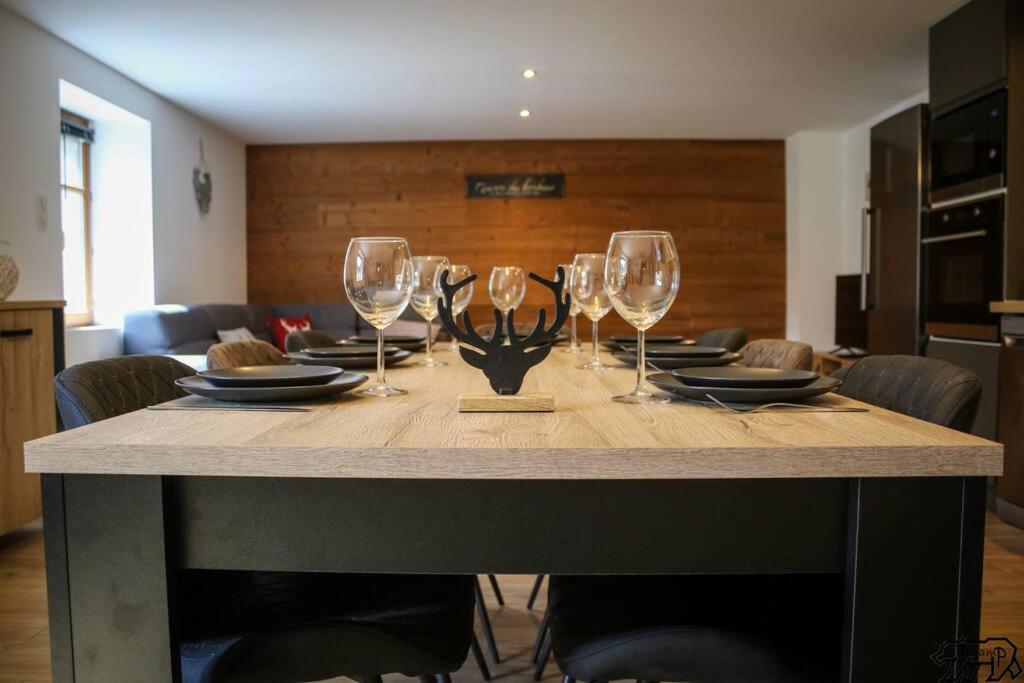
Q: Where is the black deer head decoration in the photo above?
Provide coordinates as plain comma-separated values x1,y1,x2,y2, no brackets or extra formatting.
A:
437,267,571,395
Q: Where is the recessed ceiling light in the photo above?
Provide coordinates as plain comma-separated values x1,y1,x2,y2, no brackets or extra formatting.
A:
519,109,532,118
522,68,537,79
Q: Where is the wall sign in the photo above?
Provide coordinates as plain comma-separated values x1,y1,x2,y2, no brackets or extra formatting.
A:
466,174,566,199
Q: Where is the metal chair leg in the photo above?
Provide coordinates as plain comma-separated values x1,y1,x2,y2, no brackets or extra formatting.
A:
474,576,501,663
530,606,551,662
527,574,545,610
435,675,452,683
562,677,575,683
533,627,553,681
487,574,505,606
470,633,492,681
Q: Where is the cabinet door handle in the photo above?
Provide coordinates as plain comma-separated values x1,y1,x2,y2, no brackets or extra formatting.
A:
0,328,34,338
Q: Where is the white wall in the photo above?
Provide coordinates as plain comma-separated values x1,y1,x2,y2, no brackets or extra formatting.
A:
785,90,928,350
0,6,247,311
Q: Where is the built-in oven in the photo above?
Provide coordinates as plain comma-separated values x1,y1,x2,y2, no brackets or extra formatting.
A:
922,195,1003,341
929,89,1006,204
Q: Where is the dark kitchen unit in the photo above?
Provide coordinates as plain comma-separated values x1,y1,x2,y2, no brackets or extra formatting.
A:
861,105,928,356
998,314,1024,529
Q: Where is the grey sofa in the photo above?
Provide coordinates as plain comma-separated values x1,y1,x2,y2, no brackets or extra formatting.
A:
122,303,362,355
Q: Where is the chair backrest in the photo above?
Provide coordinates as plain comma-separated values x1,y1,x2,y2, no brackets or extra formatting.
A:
284,329,337,353
54,355,197,429
738,339,814,370
697,327,748,352
836,355,982,432
207,340,290,370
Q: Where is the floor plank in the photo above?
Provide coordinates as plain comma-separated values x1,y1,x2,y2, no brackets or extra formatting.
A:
0,515,1021,682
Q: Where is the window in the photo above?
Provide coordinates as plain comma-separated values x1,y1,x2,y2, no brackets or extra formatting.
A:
60,110,94,327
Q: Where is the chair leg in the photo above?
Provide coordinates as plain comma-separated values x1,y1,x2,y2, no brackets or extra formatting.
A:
470,633,492,681
562,677,575,683
434,675,452,683
530,606,551,662
527,574,545,610
533,627,553,681
474,576,501,663
487,573,505,606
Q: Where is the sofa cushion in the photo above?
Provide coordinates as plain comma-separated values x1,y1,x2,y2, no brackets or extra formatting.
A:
123,305,217,355
273,304,360,339
267,314,312,351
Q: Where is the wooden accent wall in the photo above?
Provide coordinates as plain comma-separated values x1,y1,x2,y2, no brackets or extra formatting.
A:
247,140,786,338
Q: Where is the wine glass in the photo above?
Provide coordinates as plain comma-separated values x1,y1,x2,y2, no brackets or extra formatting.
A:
558,262,582,353
489,266,527,315
343,237,414,397
410,255,451,367
604,230,681,403
444,264,474,351
570,253,612,371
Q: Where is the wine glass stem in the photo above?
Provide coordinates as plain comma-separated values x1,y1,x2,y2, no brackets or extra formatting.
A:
570,314,578,350
635,328,646,394
591,319,600,364
376,328,387,387
425,320,433,360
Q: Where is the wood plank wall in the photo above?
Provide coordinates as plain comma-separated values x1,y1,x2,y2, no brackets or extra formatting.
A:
247,140,786,338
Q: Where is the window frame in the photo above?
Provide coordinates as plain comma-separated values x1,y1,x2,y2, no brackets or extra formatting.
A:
60,109,94,328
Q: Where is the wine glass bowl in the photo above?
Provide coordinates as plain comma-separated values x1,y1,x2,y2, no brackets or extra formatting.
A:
444,264,473,351
343,237,414,396
604,230,681,403
411,255,451,367
489,266,527,315
570,253,612,371
559,262,582,353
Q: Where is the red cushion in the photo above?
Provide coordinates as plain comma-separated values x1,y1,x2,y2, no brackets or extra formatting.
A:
266,314,312,351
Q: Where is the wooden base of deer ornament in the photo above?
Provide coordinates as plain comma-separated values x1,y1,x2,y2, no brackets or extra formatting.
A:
458,392,555,413
437,265,571,400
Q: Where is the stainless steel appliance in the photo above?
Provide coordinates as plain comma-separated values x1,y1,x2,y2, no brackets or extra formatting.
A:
922,195,1004,341
861,104,927,355
925,335,1001,440
997,315,1024,529
929,89,1007,205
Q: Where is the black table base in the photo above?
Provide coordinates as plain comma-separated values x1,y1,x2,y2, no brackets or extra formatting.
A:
41,473,986,682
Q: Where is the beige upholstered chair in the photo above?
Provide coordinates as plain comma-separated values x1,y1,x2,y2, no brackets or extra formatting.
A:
738,339,814,371
206,340,291,370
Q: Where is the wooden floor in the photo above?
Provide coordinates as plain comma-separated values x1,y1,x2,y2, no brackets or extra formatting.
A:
0,514,1022,682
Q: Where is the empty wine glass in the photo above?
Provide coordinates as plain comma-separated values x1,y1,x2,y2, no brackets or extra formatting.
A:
604,230,681,403
489,266,527,315
558,262,582,353
570,253,612,371
343,237,414,397
444,264,474,351
410,256,451,367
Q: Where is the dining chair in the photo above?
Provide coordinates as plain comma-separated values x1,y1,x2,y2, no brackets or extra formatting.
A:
54,356,492,682
834,354,982,432
207,339,291,369
284,329,338,353
696,327,748,352
737,339,813,371
540,353,985,683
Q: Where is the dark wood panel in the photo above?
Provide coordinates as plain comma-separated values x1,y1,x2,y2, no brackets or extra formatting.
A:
247,139,786,338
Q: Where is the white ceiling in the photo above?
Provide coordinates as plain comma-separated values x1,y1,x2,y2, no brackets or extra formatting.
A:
4,0,962,144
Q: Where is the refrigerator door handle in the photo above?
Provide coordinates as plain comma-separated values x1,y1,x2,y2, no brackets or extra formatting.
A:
872,207,881,310
860,207,871,311
920,229,989,245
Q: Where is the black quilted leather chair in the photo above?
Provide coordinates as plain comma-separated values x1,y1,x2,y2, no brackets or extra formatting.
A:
834,355,982,432
54,357,483,683
696,327,748,352
285,329,338,353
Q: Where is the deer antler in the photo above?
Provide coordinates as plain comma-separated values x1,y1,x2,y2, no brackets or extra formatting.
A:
436,270,503,352
508,266,571,348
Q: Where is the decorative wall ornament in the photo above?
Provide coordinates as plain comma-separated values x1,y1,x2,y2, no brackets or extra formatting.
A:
437,266,570,396
0,241,19,302
193,139,212,215
466,174,566,199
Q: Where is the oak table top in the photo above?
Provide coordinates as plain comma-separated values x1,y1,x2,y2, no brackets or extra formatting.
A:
25,349,1002,479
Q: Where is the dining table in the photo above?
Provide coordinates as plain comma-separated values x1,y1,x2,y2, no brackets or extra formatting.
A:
25,348,1003,682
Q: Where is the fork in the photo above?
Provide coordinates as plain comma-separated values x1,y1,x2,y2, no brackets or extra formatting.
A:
703,393,869,414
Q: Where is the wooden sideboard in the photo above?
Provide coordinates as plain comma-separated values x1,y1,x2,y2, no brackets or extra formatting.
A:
0,300,63,535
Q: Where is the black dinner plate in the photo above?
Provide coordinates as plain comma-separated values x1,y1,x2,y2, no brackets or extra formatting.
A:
285,349,414,369
621,344,727,358
648,372,841,404
672,367,821,389
612,351,742,370
302,345,401,358
343,336,427,351
176,373,368,402
199,365,342,388
609,334,690,344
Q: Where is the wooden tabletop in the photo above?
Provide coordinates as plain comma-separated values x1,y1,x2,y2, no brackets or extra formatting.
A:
25,348,1002,479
